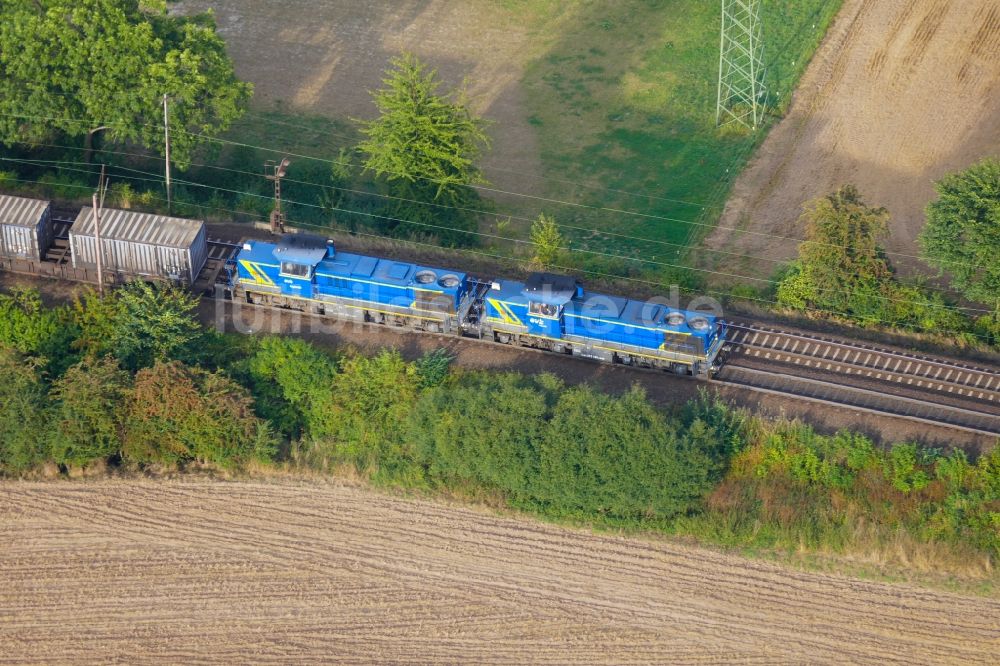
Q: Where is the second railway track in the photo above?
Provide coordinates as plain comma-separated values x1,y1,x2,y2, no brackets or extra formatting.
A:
717,322,1000,436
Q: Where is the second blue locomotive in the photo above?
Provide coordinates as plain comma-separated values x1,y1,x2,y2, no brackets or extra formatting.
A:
234,234,725,377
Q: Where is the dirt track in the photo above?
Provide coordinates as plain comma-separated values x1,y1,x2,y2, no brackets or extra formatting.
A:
1,480,997,664
704,0,1000,278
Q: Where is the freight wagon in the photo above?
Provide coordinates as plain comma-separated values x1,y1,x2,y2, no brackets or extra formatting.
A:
0,194,52,262
70,207,208,286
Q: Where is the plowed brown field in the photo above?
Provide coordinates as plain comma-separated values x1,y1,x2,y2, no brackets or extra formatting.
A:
704,0,1000,278
1,480,997,664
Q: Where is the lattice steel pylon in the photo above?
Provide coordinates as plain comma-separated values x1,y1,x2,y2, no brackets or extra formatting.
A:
716,0,766,129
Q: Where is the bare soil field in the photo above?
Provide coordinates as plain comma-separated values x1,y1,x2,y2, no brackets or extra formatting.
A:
172,0,548,198
704,0,1000,278
1,480,997,664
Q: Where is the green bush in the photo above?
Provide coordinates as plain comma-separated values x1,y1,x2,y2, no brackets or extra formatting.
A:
408,373,715,522
124,360,275,469
408,371,553,498
74,281,204,370
0,347,50,473
696,420,1000,562
49,355,131,467
413,348,454,389
0,287,80,373
533,384,712,521
328,349,419,480
238,336,339,441
37,172,90,200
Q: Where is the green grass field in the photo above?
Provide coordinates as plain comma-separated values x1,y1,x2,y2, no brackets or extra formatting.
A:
515,0,841,264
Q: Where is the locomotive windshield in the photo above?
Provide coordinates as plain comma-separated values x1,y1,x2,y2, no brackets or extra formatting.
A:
280,261,311,278
529,301,560,318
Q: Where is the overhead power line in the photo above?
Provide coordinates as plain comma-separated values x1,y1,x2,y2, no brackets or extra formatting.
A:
7,144,782,267
4,141,990,279
3,169,993,343
3,157,992,319
0,109,989,274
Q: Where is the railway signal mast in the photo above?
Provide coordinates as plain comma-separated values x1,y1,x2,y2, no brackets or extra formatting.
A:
715,0,766,129
265,158,291,234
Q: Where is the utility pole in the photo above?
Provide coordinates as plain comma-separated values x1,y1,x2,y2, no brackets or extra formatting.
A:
92,164,108,296
163,93,171,212
265,157,291,234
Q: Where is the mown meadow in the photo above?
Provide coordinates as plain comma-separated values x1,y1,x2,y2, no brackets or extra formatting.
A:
517,0,842,255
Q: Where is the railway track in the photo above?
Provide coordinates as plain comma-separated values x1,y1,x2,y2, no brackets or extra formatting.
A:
8,212,1000,438
717,322,1000,436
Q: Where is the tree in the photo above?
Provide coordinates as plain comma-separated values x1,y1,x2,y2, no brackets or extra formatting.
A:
407,371,550,498
49,355,131,467
0,0,251,167
124,360,275,468
535,385,712,520
327,350,418,478
530,213,564,268
773,185,968,333
74,281,204,370
776,186,893,322
240,336,339,441
357,53,490,245
920,158,1000,314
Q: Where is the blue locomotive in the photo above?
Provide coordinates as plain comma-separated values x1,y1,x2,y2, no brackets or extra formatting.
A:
235,235,478,333
232,234,726,377
483,272,725,376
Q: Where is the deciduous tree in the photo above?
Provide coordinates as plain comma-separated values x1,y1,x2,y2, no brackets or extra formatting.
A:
0,347,50,473
49,355,131,466
776,185,966,333
74,281,204,370
0,0,251,167
776,185,892,322
241,336,339,441
535,385,711,521
920,158,1000,314
0,287,80,373
124,360,275,468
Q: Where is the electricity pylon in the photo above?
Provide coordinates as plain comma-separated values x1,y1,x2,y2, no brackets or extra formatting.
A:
716,0,766,129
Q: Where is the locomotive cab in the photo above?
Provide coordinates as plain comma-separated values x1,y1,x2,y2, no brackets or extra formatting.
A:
521,272,580,338
270,234,333,299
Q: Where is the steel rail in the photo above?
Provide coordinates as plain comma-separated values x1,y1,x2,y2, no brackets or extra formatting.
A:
712,366,1000,437
724,321,1000,378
